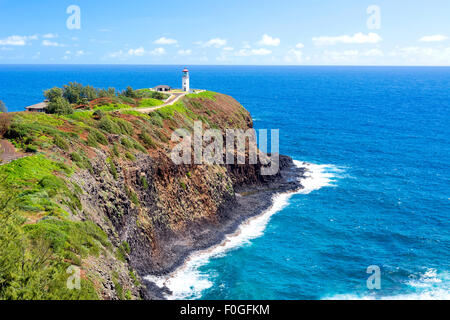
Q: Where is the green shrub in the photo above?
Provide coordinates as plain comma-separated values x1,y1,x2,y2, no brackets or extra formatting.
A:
6,122,33,141
0,155,79,214
133,140,146,153
122,86,138,99
53,135,69,151
130,191,139,205
99,116,120,134
136,89,167,100
149,114,163,127
186,91,217,101
125,290,132,300
155,130,168,143
46,97,73,115
117,95,136,106
129,270,140,286
87,129,108,146
97,87,117,98
24,219,109,262
0,212,99,300
70,151,93,172
25,145,38,153
114,279,124,300
121,137,133,149
125,152,135,161
121,110,150,119
125,187,139,205
138,98,163,108
86,134,98,148
139,132,156,149
44,87,64,102
106,158,118,180
93,109,105,119
113,118,134,135
70,152,82,163
112,143,120,157
121,241,130,254
140,176,148,190
0,100,6,113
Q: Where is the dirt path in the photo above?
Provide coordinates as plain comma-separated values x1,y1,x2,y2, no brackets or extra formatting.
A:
135,93,186,113
0,139,26,165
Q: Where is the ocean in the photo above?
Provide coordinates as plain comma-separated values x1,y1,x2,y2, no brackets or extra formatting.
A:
1,65,449,299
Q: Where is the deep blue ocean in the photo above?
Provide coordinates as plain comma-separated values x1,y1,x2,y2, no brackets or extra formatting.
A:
1,65,449,299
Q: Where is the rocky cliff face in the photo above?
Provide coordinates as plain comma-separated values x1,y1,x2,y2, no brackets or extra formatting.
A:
70,93,288,298
0,92,302,299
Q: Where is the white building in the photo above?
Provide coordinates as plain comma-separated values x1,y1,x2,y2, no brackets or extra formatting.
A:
25,101,48,112
182,68,190,92
154,85,172,92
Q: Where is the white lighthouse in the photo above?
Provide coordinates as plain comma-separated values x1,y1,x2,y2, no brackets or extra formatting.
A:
182,68,190,92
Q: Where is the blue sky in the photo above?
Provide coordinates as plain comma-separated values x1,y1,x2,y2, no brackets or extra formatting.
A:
0,0,449,65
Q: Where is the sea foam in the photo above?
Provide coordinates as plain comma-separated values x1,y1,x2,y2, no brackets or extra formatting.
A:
145,161,341,300
324,268,450,300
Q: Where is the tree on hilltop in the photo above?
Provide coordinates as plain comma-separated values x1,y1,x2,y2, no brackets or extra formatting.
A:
44,87,64,102
46,97,73,115
0,100,7,113
122,86,138,99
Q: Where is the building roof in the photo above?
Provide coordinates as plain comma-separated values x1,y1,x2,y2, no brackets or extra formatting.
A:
154,85,172,89
25,101,48,110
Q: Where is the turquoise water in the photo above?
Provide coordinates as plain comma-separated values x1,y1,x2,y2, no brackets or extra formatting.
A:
1,65,449,299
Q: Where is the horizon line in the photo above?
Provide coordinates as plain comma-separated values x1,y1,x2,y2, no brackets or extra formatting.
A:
1,63,450,68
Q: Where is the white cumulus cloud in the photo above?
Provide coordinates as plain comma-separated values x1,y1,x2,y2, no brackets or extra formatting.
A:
178,49,192,55
363,48,384,57
108,47,165,59
285,48,304,63
389,46,450,65
419,35,448,42
313,32,382,46
150,47,165,55
258,34,280,46
43,33,58,39
154,37,178,45
0,35,37,46
251,48,272,55
42,40,62,47
203,38,227,48
235,48,272,56
108,50,124,59
128,47,145,56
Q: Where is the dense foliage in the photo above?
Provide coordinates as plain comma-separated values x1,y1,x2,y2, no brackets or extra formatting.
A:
0,100,6,113
0,157,101,299
43,83,168,115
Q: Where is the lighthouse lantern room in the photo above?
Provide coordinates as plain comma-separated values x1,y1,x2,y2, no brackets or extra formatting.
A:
182,68,190,92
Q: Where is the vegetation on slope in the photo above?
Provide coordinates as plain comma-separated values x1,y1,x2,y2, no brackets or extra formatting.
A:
0,157,102,299
0,86,250,299
43,83,168,115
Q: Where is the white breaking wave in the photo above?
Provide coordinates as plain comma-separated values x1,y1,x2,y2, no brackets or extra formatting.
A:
325,268,450,300
145,161,342,300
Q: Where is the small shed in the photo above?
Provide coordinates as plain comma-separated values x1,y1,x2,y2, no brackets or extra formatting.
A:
154,85,172,92
25,101,48,112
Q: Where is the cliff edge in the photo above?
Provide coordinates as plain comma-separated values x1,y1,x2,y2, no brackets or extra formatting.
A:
0,91,303,299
